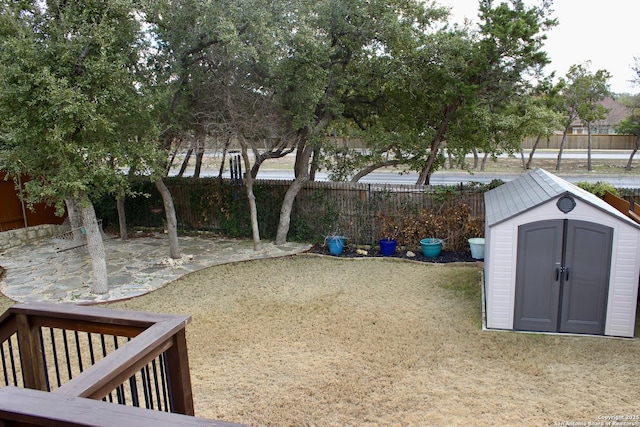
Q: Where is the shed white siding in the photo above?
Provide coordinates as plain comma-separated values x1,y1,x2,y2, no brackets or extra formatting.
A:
606,231,640,337
484,169,640,337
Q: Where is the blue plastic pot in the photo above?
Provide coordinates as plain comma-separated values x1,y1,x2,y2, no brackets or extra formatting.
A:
420,238,443,258
379,239,397,256
326,236,346,255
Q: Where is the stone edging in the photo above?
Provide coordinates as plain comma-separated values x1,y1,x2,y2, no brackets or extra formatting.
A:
298,252,484,268
0,225,61,251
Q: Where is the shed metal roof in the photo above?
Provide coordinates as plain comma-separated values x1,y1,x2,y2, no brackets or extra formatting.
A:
484,168,640,229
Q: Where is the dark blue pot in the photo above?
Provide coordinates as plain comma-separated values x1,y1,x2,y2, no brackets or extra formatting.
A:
379,239,397,256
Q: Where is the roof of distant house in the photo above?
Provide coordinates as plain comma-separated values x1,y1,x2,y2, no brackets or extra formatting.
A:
571,97,632,127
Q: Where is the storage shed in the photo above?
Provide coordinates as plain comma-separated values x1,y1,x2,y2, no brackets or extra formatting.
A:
484,168,640,338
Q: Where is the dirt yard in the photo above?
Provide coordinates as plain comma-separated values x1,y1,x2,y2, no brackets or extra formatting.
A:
101,256,640,427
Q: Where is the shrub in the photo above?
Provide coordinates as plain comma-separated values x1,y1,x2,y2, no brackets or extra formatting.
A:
576,181,620,197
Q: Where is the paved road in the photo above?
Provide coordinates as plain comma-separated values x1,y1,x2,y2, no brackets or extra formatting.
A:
173,149,640,187
250,169,640,187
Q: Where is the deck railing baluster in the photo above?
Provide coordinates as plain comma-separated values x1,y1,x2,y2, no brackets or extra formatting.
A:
74,331,83,373
129,371,140,407
48,328,62,388
37,327,50,392
116,383,126,405
61,329,72,381
158,352,170,411
87,332,96,366
0,344,7,386
7,336,18,387
0,303,196,420
163,350,174,412
141,364,152,409
151,358,163,411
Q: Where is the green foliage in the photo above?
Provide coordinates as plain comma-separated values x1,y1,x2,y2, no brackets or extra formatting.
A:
318,0,558,184
293,189,341,242
615,114,640,137
0,0,566,239
464,179,505,192
431,186,456,205
0,0,160,211
555,63,612,130
575,181,620,198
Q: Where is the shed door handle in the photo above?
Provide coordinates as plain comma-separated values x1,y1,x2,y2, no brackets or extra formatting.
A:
555,268,560,281
565,267,570,281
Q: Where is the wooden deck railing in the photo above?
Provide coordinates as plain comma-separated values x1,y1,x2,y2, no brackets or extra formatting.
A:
0,386,244,427
0,302,247,426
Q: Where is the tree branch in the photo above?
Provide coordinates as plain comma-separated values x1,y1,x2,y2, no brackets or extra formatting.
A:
350,160,401,182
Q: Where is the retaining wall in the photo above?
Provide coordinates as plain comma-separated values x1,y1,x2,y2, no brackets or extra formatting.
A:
0,224,60,251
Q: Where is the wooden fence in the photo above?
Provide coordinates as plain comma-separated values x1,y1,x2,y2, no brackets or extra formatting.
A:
521,134,636,150
0,172,64,232
98,178,490,251
94,177,640,252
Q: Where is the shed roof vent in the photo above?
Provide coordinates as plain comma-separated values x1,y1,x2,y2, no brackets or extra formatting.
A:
557,195,576,213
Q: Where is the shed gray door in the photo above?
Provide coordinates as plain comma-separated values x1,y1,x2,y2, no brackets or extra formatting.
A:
513,220,564,332
514,219,612,335
559,221,612,334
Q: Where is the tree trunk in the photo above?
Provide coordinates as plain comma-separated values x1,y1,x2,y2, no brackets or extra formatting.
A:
218,138,232,179
587,122,593,171
525,135,542,170
350,159,400,182
165,137,182,176
417,143,440,185
78,195,108,294
309,148,319,181
626,135,640,171
155,177,181,259
417,104,456,185
417,137,442,185
480,152,489,171
193,138,205,178
275,175,308,245
64,198,83,242
471,147,479,169
177,146,193,177
275,144,312,245
117,195,128,241
555,127,570,171
240,138,262,251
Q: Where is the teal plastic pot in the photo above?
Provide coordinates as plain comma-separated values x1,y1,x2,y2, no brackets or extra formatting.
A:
420,238,443,258
326,236,346,255
379,239,397,256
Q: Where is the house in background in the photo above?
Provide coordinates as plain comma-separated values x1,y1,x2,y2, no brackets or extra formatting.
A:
570,98,632,135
